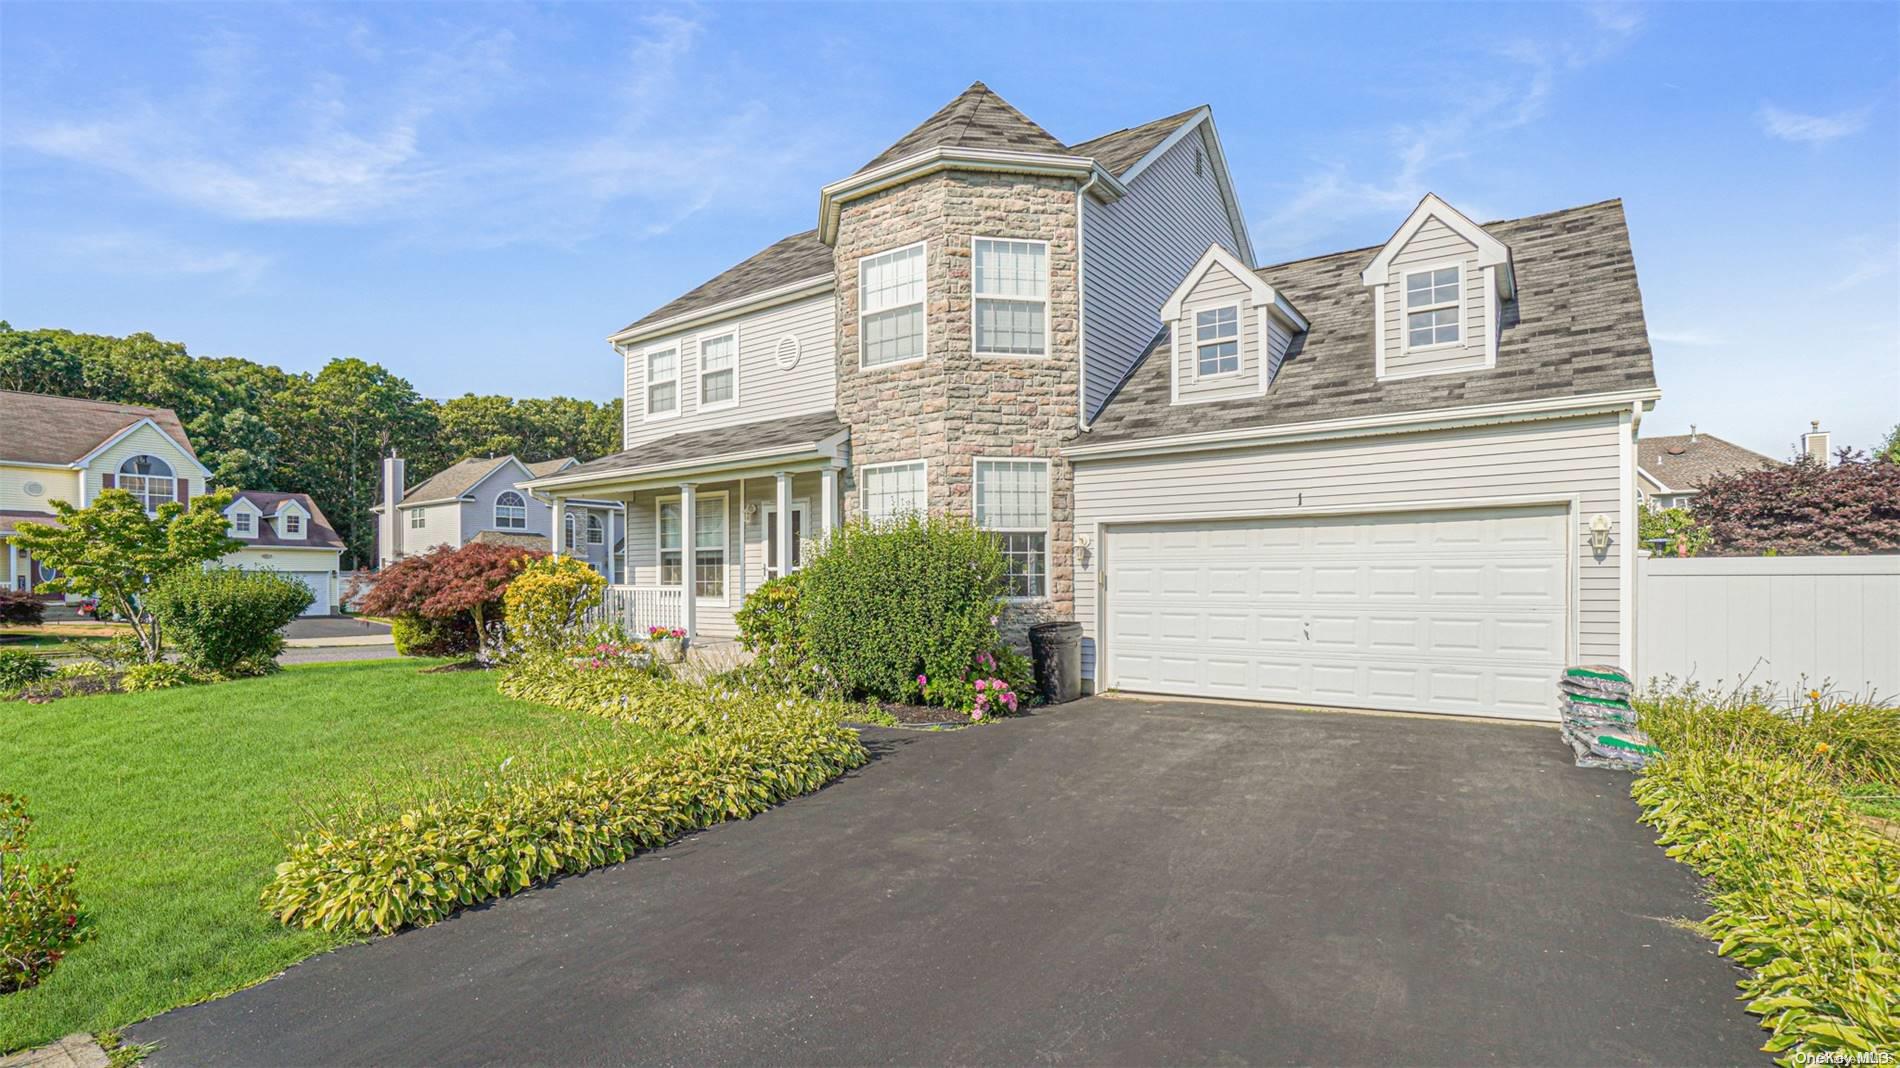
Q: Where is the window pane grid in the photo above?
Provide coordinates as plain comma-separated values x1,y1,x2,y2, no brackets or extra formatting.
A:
974,239,1048,355
975,460,1049,598
647,349,679,413
1406,307,1459,347
700,335,735,405
861,244,925,367
1405,266,1459,309
861,462,926,524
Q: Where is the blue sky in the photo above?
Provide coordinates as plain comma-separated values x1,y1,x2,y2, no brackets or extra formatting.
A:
2,2,1895,458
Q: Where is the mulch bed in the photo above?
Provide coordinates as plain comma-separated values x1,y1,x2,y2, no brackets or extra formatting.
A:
873,702,975,727
418,661,490,674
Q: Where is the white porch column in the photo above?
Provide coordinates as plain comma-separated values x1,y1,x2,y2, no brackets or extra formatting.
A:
6,543,17,591
775,472,793,576
550,497,566,560
820,467,840,542
678,483,697,643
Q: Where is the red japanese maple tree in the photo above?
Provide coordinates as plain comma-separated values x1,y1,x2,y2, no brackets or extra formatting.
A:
1692,450,1900,556
359,543,545,656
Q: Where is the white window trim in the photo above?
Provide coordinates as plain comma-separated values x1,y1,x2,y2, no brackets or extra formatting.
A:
695,327,740,413
970,235,1051,360
1399,260,1465,355
494,491,527,530
585,512,605,545
281,513,304,537
760,497,812,580
857,240,928,372
643,344,681,421
856,458,929,524
408,507,427,530
973,456,1051,602
655,490,731,605
231,511,255,537
1190,302,1243,381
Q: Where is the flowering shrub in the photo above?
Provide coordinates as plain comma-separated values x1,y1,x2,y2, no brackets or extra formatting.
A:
917,647,1036,720
2,794,90,994
647,627,686,642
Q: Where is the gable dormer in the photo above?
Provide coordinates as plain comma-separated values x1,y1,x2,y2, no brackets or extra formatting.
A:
272,498,310,540
225,496,263,540
1360,194,1515,381
1163,243,1307,405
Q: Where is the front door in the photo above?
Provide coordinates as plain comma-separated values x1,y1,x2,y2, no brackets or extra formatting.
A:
762,502,809,581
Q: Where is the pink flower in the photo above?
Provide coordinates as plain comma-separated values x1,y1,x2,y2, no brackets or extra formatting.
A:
972,707,985,721
975,678,988,691
917,674,927,688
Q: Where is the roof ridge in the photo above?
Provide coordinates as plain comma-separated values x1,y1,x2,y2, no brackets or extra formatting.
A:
1253,198,1628,276
1067,105,1205,152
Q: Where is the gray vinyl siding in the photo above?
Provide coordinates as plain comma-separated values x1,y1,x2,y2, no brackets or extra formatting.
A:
1266,317,1293,384
623,293,838,449
1081,125,1240,419
460,460,552,542
1380,217,1489,378
403,501,462,555
1071,412,1628,683
1173,262,1263,404
619,473,820,639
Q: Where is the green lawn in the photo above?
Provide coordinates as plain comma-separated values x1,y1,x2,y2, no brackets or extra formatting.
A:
1,658,674,1053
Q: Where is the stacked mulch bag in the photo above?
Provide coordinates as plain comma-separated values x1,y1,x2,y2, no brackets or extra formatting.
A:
1559,665,1660,770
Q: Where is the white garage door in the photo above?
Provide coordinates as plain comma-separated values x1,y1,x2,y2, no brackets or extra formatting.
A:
285,572,333,616
1105,506,1570,720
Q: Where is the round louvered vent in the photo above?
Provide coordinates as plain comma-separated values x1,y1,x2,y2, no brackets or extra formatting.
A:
23,481,43,497
775,335,801,370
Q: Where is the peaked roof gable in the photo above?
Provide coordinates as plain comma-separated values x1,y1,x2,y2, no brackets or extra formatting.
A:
858,81,1068,173
1068,106,1205,178
1361,193,1515,296
0,390,202,467
1637,434,1781,490
228,490,346,549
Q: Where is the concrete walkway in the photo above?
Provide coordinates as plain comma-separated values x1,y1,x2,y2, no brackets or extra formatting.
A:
129,696,1764,1066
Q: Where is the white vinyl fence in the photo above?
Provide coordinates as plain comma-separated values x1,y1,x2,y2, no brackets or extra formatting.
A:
1635,554,1900,701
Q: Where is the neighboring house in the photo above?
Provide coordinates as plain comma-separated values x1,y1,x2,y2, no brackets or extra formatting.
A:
1636,425,1791,511
522,81,1663,721
219,491,346,615
372,453,622,578
1,390,212,599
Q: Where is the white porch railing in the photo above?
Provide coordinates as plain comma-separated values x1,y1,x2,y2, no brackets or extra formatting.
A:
592,585,684,636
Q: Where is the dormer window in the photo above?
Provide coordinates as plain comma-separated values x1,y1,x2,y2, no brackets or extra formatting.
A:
283,514,303,537
1195,306,1240,376
234,512,253,534
1404,266,1461,350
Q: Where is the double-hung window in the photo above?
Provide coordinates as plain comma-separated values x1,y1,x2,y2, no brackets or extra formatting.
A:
859,243,926,367
233,512,252,534
658,495,727,598
646,348,679,416
409,509,426,530
1195,306,1239,377
974,459,1049,599
494,491,526,529
1404,266,1461,348
698,332,737,409
859,461,927,525
972,238,1048,356
283,513,303,536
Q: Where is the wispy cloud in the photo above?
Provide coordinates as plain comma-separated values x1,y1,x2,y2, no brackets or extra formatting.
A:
55,232,272,287
1258,5,1643,255
7,11,831,246
1650,328,1724,347
1757,103,1872,143
1830,236,1898,292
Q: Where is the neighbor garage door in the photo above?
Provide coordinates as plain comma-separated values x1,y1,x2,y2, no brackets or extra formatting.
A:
285,572,334,616
1104,506,1569,720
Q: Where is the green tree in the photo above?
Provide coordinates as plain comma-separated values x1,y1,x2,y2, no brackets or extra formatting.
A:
7,490,239,662
1878,423,1900,465
1637,505,1710,557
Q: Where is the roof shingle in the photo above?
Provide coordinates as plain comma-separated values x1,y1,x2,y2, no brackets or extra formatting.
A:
549,411,847,481
1067,106,1204,177
1637,434,1780,490
616,230,832,336
231,490,346,549
0,390,199,466
858,81,1068,174
1081,199,1659,444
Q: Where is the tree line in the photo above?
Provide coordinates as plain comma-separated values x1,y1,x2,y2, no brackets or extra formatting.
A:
1,323,622,568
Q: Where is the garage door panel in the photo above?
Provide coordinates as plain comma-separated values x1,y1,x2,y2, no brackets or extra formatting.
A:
1106,505,1568,720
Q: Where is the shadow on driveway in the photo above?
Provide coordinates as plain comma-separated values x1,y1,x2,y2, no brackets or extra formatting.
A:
130,696,1764,1066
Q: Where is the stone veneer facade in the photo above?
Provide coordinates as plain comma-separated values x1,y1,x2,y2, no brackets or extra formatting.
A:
831,170,1081,642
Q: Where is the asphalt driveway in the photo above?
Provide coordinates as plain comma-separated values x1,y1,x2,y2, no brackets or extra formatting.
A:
130,697,1764,1066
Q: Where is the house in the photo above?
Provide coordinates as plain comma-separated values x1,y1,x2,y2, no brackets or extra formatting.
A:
0,390,345,615
219,491,347,615
372,453,622,578
2,389,212,598
1636,423,1808,511
521,82,1663,721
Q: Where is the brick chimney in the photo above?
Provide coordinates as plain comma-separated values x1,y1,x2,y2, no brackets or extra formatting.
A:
1801,420,1831,465
378,451,406,567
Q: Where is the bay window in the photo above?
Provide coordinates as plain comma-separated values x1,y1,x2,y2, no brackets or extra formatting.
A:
973,238,1048,356
860,460,927,524
974,458,1049,599
859,242,926,367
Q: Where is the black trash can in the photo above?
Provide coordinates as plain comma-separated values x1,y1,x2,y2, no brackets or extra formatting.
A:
1029,621,1083,705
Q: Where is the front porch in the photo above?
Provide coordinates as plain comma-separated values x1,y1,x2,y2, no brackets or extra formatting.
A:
526,414,849,645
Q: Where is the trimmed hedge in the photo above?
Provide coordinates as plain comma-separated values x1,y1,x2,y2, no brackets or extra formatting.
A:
1634,692,1900,1059
146,567,312,674
391,614,477,658
261,658,867,935
784,515,1006,708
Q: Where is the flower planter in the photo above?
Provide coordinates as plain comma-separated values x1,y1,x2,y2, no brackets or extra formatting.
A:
653,637,686,664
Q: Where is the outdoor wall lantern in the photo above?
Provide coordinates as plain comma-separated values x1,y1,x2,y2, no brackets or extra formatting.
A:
1589,513,1613,557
